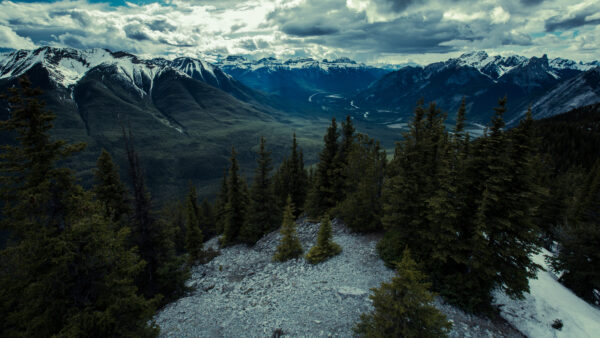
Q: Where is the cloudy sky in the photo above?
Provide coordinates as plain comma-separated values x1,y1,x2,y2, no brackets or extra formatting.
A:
1,0,599,64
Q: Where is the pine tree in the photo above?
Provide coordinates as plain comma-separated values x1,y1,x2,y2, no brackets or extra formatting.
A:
273,196,303,262
273,133,308,218
92,149,130,224
452,99,541,311
333,115,355,201
551,160,600,303
162,199,187,255
123,128,189,303
200,198,216,239
354,248,452,337
334,134,386,232
185,183,204,264
220,147,247,246
305,215,342,264
378,101,445,264
241,137,279,244
0,78,157,337
306,118,339,217
214,167,228,234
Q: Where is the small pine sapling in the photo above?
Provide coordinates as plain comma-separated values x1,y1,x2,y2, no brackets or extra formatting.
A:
273,196,303,262
305,215,342,264
354,248,452,337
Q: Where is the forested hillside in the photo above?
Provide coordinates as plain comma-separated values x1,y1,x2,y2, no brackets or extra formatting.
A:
2,76,599,337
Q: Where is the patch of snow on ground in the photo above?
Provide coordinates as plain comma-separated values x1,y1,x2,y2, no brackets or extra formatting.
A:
155,219,523,337
493,248,600,338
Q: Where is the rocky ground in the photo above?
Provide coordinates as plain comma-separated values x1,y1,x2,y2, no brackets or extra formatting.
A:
154,219,523,337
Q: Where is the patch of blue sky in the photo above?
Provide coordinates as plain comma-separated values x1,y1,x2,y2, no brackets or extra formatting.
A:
530,32,547,39
10,0,164,7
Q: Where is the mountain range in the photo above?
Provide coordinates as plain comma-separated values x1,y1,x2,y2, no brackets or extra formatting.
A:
0,47,326,200
351,51,600,125
1,47,599,198
214,55,391,111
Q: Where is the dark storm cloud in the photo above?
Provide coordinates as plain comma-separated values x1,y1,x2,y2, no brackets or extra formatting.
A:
382,0,420,12
124,23,153,41
238,39,257,50
148,19,176,33
545,10,600,32
310,14,464,54
269,1,488,54
48,10,93,27
282,23,339,37
230,23,246,32
519,0,544,6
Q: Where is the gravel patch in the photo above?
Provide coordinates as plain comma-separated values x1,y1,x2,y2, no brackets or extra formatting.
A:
154,219,524,337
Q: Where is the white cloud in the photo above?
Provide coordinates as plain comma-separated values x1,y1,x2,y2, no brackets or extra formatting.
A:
491,6,510,24
0,0,597,64
0,26,35,49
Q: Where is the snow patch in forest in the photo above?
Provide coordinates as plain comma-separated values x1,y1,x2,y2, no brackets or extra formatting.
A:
493,248,600,338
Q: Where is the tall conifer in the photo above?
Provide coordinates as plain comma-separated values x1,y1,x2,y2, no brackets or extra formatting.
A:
220,147,247,246
185,183,204,264
93,149,130,224
306,118,339,217
241,137,278,244
335,134,386,232
124,128,188,303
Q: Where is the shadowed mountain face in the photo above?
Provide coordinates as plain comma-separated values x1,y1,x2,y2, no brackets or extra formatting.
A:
351,52,599,125
0,47,325,200
216,56,391,112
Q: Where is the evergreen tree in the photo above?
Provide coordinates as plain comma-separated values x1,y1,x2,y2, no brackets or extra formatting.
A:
378,101,446,264
273,196,303,262
200,198,216,239
162,199,187,255
185,183,204,264
334,134,386,232
354,249,452,337
220,147,247,246
551,160,600,303
124,128,189,303
214,167,228,234
472,99,541,304
241,137,279,244
0,79,157,337
306,118,340,217
305,215,342,264
92,149,131,224
333,116,355,201
273,133,308,217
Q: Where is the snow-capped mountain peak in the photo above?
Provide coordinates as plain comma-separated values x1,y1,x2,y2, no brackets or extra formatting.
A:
0,47,235,97
0,46,162,93
216,55,374,73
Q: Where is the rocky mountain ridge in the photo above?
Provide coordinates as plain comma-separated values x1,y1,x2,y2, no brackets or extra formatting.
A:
351,51,600,125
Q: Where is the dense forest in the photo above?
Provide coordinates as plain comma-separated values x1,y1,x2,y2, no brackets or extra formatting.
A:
1,78,599,336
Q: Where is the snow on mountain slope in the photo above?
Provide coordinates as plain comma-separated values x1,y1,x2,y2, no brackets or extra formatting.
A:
0,47,162,92
493,248,600,338
508,67,600,124
217,55,379,73
0,47,234,97
442,51,597,81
